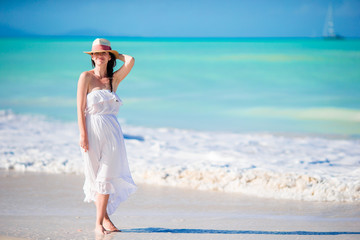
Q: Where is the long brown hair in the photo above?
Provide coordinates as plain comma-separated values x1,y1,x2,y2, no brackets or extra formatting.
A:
91,53,117,92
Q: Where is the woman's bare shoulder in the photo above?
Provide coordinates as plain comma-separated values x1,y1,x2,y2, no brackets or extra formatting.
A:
78,71,95,86
78,71,95,93
79,70,95,79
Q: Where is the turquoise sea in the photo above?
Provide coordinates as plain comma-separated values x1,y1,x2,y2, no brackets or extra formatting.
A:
0,37,359,136
1,37,360,202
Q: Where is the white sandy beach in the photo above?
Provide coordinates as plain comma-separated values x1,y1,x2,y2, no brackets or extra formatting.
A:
0,171,359,240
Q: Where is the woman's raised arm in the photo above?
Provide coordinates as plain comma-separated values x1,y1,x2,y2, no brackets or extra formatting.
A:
112,54,135,90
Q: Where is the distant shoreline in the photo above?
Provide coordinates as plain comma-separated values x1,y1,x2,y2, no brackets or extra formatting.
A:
1,35,360,41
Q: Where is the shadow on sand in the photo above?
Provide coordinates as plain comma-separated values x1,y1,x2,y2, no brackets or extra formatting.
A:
124,134,145,141
122,227,360,235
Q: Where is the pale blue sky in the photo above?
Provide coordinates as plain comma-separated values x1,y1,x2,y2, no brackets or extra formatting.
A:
0,0,359,37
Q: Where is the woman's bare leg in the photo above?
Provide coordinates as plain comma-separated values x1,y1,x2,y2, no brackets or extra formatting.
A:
95,193,110,234
103,212,121,232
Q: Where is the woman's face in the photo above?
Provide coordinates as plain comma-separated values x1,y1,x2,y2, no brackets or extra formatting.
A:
91,52,111,66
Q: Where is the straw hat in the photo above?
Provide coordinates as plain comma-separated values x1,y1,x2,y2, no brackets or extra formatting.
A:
84,38,119,58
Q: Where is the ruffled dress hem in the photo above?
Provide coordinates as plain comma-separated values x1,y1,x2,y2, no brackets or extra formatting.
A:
83,177,137,215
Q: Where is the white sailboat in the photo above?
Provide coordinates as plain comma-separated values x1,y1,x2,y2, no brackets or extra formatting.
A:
323,2,343,40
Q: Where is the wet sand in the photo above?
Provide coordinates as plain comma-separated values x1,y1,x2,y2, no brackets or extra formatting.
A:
0,171,359,240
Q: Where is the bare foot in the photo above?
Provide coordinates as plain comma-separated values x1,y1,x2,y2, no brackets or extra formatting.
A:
94,224,109,235
103,218,121,232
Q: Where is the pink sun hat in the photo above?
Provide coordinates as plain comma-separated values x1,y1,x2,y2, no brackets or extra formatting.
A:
84,38,119,58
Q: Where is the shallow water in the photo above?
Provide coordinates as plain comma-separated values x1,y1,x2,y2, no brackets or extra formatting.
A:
0,37,359,135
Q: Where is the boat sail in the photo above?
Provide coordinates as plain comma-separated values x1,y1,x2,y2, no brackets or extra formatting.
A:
323,2,343,40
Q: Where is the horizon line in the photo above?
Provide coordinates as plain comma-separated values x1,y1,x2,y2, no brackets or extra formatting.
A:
0,35,359,39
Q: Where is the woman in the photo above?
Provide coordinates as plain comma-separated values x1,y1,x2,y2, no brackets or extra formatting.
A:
77,38,137,235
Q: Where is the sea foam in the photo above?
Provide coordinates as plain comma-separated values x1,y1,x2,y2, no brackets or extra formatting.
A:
1,110,359,202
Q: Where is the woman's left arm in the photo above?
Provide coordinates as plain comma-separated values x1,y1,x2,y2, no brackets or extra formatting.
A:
112,54,135,90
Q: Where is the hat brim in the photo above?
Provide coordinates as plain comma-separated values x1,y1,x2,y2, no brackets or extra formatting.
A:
84,50,119,59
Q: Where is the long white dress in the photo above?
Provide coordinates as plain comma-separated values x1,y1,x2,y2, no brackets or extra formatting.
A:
81,89,137,215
